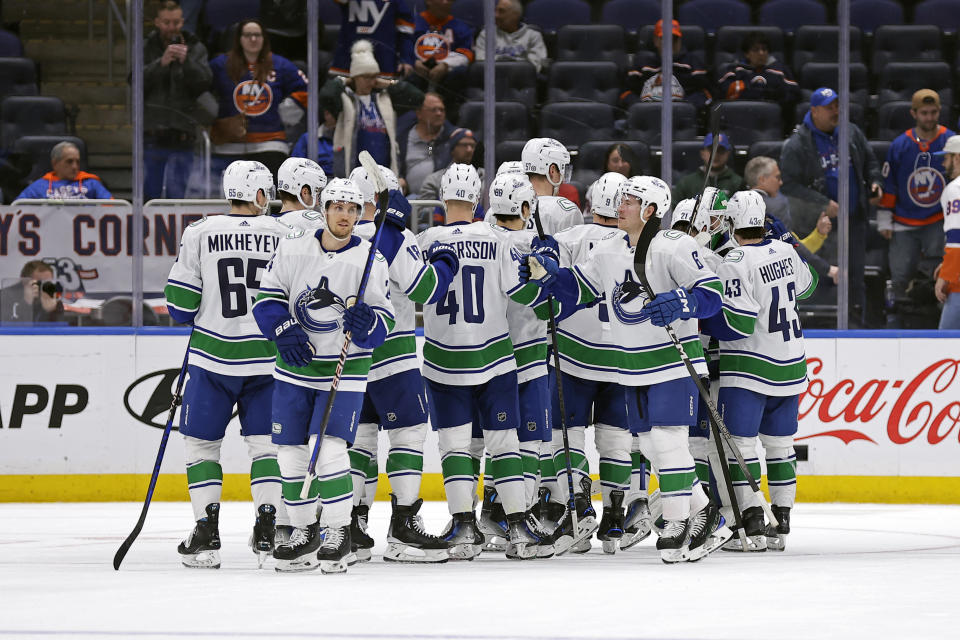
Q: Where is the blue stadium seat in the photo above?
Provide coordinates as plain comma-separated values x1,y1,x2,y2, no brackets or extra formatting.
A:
556,25,629,73
792,26,863,71
759,0,827,35
0,28,24,57
1,96,67,149
718,101,783,148
871,25,942,69
539,103,616,148
850,0,903,36
599,0,661,36
203,0,259,50
525,0,591,34
0,58,37,97
452,0,484,30
547,61,622,106
677,0,751,35
914,0,960,36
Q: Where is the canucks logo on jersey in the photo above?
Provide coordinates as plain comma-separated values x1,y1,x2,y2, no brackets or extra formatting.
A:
611,271,650,325
294,276,347,333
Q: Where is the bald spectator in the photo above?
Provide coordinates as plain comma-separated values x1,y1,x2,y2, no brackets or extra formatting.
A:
475,0,547,74
16,142,112,200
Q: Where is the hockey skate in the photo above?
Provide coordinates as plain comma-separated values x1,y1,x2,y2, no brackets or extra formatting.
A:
477,486,508,553
249,504,276,569
722,506,767,552
597,490,625,555
506,511,554,559
442,512,484,560
656,519,690,564
178,503,222,569
686,501,732,562
505,512,540,560
548,478,599,555
274,522,322,572
316,524,351,574
350,504,374,563
765,505,790,551
384,495,449,563
620,494,652,550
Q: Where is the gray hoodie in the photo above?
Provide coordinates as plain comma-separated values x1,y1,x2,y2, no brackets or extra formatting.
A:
475,23,548,73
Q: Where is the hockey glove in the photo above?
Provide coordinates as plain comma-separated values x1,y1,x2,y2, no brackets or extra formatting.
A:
343,301,386,349
274,318,314,368
764,215,798,247
519,247,560,286
530,234,560,264
383,189,412,230
425,241,459,272
638,288,698,327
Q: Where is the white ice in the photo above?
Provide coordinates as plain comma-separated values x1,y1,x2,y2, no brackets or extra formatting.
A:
0,502,956,640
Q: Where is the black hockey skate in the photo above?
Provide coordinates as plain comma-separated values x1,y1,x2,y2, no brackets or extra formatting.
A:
316,524,351,574
505,512,541,560
478,486,508,553
686,501,732,562
543,486,599,556
570,477,599,554
442,512,484,560
765,505,791,551
178,503,221,569
384,494,449,563
597,490,625,555
656,518,690,564
506,511,554,559
274,522,322,572
249,504,277,568
723,506,767,552
620,494,653,550
350,504,374,563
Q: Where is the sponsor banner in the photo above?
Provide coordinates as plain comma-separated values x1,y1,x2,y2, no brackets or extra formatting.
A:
0,201,230,295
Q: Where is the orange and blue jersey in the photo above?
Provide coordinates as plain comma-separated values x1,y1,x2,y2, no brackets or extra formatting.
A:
880,125,956,226
414,10,474,69
939,176,960,293
330,0,416,77
17,171,112,200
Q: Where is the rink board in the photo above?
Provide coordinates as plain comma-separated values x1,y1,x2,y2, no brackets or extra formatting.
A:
0,329,958,503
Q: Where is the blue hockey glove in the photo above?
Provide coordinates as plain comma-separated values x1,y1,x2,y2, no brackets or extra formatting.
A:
383,189,411,230
530,234,559,264
343,301,386,349
764,215,798,247
424,241,459,273
273,318,314,368
638,288,698,326
518,247,560,286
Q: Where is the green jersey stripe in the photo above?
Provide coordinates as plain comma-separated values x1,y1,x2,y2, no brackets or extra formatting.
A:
372,334,417,365
164,283,201,311
423,337,514,370
620,338,704,372
722,307,757,336
514,341,547,369
190,331,276,361
719,353,807,383
275,355,372,379
407,266,439,304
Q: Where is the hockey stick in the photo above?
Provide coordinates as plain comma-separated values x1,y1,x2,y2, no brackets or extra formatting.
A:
114,334,191,570
300,151,389,499
529,207,580,546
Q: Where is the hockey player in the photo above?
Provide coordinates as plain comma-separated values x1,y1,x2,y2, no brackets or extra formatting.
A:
273,157,327,230
251,178,395,573
701,190,817,552
520,175,732,563
521,138,584,234
415,163,551,560
164,160,289,569
346,164,456,563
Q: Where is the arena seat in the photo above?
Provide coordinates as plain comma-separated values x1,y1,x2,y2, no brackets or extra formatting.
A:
626,102,697,145
792,26,863,71
539,102,616,148
556,25,628,73
547,61,621,106
877,62,953,108
758,0,827,35
599,0,661,37
872,25,942,69
718,101,783,148
12,135,87,182
0,58,38,97
850,0,903,36
466,61,538,110
457,101,529,141
1,96,67,150
524,0,591,34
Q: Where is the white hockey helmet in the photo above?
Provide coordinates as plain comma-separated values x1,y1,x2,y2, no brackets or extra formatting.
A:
321,177,364,213
698,186,729,235
440,163,482,211
496,160,525,176
349,164,400,204
671,197,698,227
488,173,537,222
725,190,767,237
277,157,327,209
588,172,627,219
617,175,671,218
521,137,571,187
222,160,275,211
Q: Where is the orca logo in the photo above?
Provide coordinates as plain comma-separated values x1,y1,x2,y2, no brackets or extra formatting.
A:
611,270,650,325
123,369,184,430
294,275,347,333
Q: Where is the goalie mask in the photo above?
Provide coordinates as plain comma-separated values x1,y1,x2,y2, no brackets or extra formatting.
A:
222,160,275,214
617,175,671,218
277,157,327,210
521,137,571,189
589,172,627,219
488,173,537,223
440,163,482,211
349,164,400,205
725,190,766,242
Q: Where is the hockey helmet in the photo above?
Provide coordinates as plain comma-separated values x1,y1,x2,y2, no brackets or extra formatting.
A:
440,163,482,211
725,190,767,238
321,178,364,213
488,173,537,222
496,160,525,176
521,137,571,187
618,175,671,218
349,164,400,204
222,160,275,212
588,172,627,219
277,157,327,210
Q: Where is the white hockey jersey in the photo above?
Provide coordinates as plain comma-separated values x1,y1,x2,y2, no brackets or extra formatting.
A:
570,228,723,387
416,221,546,386
530,195,583,235
553,222,621,382
273,208,325,231
165,214,288,376
253,230,395,392
500,226,548,383
712,238,816,396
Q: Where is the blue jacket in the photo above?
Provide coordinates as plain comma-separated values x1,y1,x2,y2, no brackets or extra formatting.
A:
17,171,113,200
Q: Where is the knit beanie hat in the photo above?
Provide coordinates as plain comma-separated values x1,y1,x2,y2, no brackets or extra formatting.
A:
350,40,380,77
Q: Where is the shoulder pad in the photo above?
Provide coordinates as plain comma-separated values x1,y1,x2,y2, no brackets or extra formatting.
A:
188,217,209,227
723,249,744,263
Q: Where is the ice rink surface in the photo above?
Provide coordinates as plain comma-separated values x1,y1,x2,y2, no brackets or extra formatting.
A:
0,502,956,640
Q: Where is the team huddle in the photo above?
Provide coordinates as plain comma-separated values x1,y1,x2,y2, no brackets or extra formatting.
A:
164,136,817,573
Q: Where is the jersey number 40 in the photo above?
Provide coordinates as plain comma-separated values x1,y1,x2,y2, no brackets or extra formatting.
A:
437,266,485,325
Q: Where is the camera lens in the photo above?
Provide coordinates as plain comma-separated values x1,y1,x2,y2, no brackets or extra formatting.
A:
40,281,61,296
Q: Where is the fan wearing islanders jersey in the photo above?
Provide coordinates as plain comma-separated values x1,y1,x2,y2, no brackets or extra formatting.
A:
330,0,416,78
411,0,474,93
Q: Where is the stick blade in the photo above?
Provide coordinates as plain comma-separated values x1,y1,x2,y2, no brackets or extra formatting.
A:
357,150,388,196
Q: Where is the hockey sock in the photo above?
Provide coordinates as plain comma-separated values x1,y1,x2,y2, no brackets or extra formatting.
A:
244,435,282,519
471,437,485,494
184,436,223,521
761,434,797,508
316,436,353,529
483,429,526,515
688,435,711,494
438,424,475,514
349,422,378,507
628,436,648,498
727,435,763,511
519,440,541,510
386,424,426,506
539,438,558,499
595,424,631,507
637,426,697,522
551,426,587,503
278,443,318,529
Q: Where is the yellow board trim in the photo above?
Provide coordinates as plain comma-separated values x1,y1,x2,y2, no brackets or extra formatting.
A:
1,473,960,504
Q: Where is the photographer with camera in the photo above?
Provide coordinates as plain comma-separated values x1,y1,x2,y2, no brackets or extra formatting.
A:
1,260,64,324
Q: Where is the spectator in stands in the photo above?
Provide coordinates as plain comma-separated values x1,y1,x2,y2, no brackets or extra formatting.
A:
672,133,743,202
411,0,474,115
621,20,711,111
208,20,308,178
877,89,955,327
475,0,548,74
746,155,838,283
143,0,212,200
397,92,455,196
604,143,640,178
290,113,336,176
331,0,416,79
17,142,112,200
418,127,485,227
717,31,799,106
934,135,960,329
0,260,64,324
781,87,883,326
